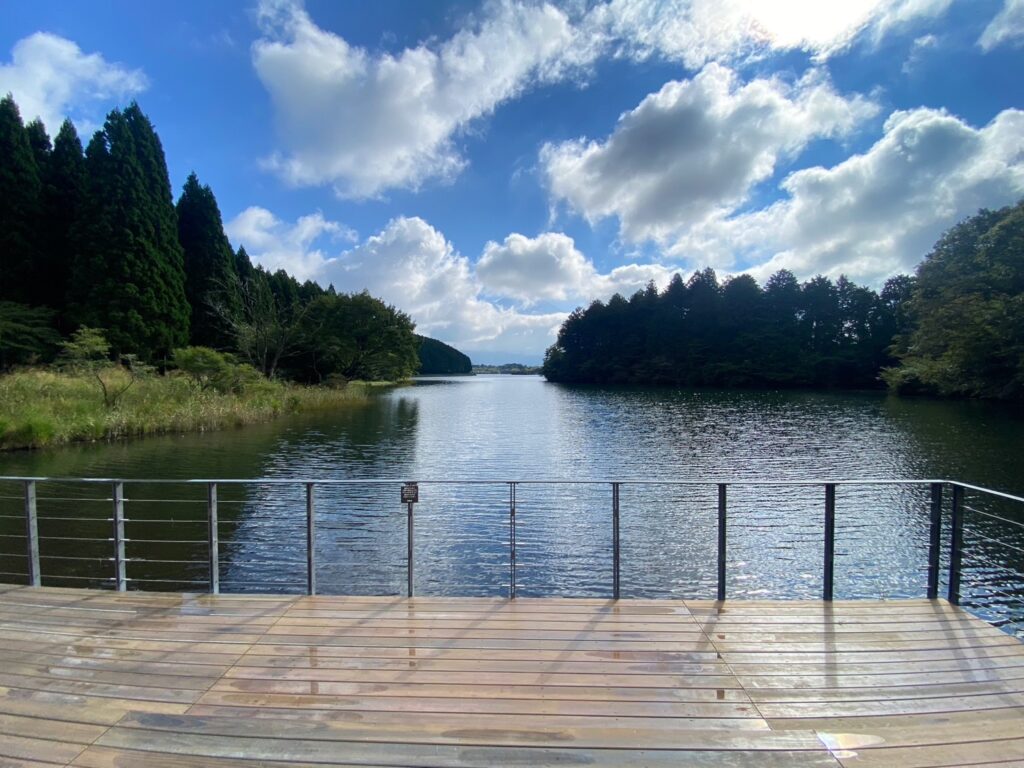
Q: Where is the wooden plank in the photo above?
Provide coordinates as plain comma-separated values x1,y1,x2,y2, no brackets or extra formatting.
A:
91,727,841,767
116,710,812,750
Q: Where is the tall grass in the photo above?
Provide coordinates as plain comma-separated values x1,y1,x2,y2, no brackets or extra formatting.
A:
0,368,379,450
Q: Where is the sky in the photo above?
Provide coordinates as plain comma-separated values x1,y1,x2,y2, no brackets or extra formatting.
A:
2,0,1023,363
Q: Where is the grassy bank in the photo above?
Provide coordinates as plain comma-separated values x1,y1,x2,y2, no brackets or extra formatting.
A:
0,368,386,451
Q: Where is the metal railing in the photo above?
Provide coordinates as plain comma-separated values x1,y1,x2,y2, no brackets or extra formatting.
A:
1,476,1022,631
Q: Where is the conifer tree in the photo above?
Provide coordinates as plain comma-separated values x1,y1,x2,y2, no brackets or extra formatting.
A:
70,104,189,359
176,172,240,348
40,120,86,318
24,118,51,176
0,94,42,303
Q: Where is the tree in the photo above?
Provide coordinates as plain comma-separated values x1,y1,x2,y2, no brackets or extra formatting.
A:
69,104,189,359
24,118,51,175
0,302,60,369
176,173,241,348
884,201,1024,399
38,119,86,318
218,269,307,378
58,327,141,408
417,336,471,374
0,94,42,304
292,292,419,382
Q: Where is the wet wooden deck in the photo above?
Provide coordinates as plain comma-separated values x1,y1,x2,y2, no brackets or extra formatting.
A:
0,585,1022,767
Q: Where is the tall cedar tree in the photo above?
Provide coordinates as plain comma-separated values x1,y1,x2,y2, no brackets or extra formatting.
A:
0,95,42,304
70,103,189,359
39,120,86,320
176,173,241,348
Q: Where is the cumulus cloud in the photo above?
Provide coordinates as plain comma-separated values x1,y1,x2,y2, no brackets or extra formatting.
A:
252,0,581,199
324,217,567,355
542,63,877,242
477,232,677,304
0,32,147,133
225,206,356,281
979,0,1024,50
570,0,950,69
672,108,1024,284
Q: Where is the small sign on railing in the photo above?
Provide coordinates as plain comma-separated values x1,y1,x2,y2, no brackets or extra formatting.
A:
401,482,418,504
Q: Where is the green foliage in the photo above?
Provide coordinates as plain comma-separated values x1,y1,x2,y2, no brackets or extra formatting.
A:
291,292,419,382
39,119,86,319
417,335,471,374
171,346,266,395
0,94,42,304
0,368,374,450
176,173,241,348
543,271,906,389
69,103,189,360
0,302,61,368
59,326,111,367
884,201,1024,400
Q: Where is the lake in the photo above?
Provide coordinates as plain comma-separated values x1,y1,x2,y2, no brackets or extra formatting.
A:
1,376,1022,632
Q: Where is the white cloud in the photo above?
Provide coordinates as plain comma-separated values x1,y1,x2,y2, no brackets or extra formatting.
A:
672,108,1024,284
252,0,580,199
325,217,565,355
902,33,939,74
0,32,147,133
251,0,952,198
589,0,952,67
225,206,356,281
477,232,677,304
979,0,1024,50
542,63,877,242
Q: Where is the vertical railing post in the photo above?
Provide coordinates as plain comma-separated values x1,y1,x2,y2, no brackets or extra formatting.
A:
509,482,516,599
927,482,943,600
207,482,219,595
24,480,40,587
823,484,835,602
306,483,316,596
948,484,964,605
717,483,727,602
407,495,415,598
612,483,620,600
112,482,126,591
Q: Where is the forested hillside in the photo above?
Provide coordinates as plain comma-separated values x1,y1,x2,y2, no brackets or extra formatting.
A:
544,201,1024,400
543,270,911,389
0,94,419,383
417,336,472,374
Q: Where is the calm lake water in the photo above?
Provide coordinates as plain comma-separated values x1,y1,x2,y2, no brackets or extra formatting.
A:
1,376,1022,631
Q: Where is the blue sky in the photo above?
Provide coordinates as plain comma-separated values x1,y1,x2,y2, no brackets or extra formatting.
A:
3,0,1023,363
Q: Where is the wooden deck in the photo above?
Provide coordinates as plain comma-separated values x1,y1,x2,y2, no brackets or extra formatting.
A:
0,585,1022,767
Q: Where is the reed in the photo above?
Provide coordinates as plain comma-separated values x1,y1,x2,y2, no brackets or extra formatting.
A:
0,368,380,450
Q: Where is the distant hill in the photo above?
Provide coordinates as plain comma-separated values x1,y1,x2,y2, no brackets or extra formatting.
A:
417,336,472,374
472,363,541,375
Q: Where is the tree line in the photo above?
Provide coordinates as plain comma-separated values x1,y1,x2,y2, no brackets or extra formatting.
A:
544,200,1024,400
0,94,421,383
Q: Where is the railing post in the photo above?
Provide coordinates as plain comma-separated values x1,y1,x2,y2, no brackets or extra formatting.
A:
717,484,727,601
306,482,316,596
509,482,516,599
948,484,964,605
24,480,40,587
824,483,835,602
927,482,942,600
407,496,415,598
208,482,219,595
612,483,620,600
112,482,126,591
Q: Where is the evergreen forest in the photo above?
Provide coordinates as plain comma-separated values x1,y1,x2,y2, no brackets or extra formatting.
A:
543,201,1024,401
0,94,424,383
